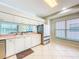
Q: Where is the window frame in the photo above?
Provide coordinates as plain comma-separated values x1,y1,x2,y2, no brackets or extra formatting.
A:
55,20,66,39
55,18,79,41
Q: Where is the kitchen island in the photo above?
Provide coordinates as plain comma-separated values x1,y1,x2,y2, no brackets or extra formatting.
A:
0,32,41,59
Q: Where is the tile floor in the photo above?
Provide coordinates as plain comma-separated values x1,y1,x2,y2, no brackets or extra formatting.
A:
7,40,79,59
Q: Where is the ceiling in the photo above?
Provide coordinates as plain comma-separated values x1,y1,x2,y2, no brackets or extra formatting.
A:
0,0,79,17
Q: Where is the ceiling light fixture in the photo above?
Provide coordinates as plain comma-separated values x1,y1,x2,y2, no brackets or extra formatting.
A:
44,0,57,8
59,9,71,14
62,7,67,10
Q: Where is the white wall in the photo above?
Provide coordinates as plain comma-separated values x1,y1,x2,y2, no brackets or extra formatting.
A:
0,4,45,25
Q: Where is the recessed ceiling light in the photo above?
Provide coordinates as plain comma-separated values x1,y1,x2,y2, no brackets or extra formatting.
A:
59,9,71,14
44,0,57,8
62,8,67,10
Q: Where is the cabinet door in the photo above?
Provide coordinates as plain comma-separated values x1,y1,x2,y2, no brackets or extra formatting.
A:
15,37,25,53
31,34,41,47
6,39,15,57
0,40,5,59
31,35,37,47
44,24,50,36
24,35,32,49
36,35,41,45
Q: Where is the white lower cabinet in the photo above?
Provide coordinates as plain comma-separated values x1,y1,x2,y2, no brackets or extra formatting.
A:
24,36,32,49
31,34,41,47
6,37,25,57
5,34,41,57
31,36,37,47
24,34,41,49
15,37,25,53
35,35,41,45
6,39,15,57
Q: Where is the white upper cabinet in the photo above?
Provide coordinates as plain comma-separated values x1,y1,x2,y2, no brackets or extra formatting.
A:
0,12,14,21
44,24,50,36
